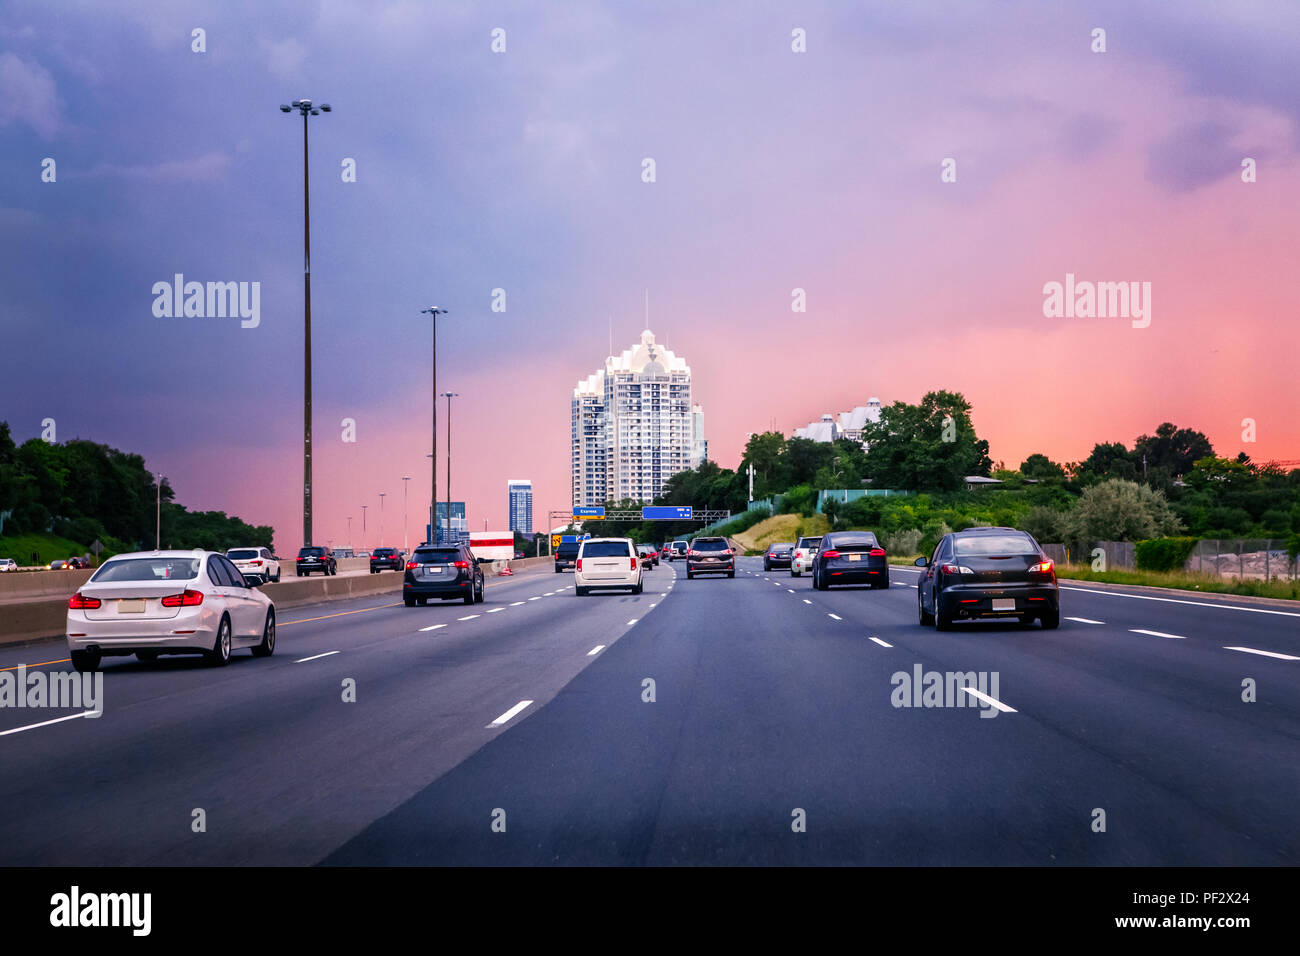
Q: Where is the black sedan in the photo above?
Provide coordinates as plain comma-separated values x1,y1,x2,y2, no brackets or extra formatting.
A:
763,542,794,571
916,527,1059,630
810,532,888,589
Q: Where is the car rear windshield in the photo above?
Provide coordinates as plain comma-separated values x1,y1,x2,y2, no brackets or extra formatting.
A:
954,533,1037,556
299,547,325,556
798,537,823,547
829,533,878,549
413,548,461,563
373,548,396,555
692,539,729,551
227,549,259,560
92,558,201,582
582,541,632,557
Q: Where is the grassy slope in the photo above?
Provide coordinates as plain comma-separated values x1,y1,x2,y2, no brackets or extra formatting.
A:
734,513,830,553
0,533,94,566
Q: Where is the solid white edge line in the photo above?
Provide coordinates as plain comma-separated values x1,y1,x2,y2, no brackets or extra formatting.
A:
588,645,605,655
961,686,1017,713
489,699,534,726
869,637,892,648
1223,646,1300,661
1060,585,1300,618
420,623,447,631
1129,628,1185,639
295,651,340,663
0,711,95,736
1065,617,1105,624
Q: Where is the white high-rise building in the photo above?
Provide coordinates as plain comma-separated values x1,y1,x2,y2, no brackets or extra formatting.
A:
572,329,702,507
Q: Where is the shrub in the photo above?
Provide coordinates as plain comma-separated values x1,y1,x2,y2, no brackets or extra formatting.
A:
885,528,923,555
1135,536,1199,572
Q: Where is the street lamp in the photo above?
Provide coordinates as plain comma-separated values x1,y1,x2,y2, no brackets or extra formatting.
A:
279,97,331,547
379,491,387,547
361,503,367,543
347,516,353,552
442,391,459,544
402,476,411,553
425,453,434,543
420,306,448,544
155,473,165,550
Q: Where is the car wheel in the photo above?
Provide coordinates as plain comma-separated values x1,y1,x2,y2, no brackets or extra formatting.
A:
687,571,694,579
575,586,588,596
463,585,475,605
252,609,276,657
71,650,100,672
934,593,953,631
873,576,889,589
727,570,735,578
918,588,935,626
404,596,415,607
273,570,281,582
1040,607,1061,629
136,651,158,663
554,565,562,573
633,580,643,594
208,616,232,666
475,578,484,603
261,573,270,585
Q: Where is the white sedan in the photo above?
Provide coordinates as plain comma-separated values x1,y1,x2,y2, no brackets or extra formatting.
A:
66,550,276,672
574,537,643,596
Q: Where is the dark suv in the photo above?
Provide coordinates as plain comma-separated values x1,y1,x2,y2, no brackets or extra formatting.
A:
404,543,484,606
686,537,735,579
370,547,403,572
296,545,336,576
811,531,888,590
554,540,581,572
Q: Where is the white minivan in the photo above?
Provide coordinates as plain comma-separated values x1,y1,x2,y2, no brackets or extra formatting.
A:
574,537,642,596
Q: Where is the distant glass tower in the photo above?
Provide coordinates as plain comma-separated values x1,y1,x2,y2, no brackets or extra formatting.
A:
507,479,533,535
434,501,467,545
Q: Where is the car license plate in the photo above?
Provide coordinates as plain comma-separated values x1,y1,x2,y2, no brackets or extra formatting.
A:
422,566,442,577
992,598,1016,611
848,553,861,562
117,598,146,613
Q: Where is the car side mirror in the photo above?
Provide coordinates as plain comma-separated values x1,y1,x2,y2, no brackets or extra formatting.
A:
914,557,928,567
245,576,260,588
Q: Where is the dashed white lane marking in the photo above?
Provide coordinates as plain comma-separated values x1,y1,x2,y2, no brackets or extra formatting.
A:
1130,628,1185,640
787,588,795,594
458,614,480,621
869,637,892,648
626,619,638,626
543,592,555,596
510,601,526,606
295,651,339,663
488,700,533,727
420,623,447,632
1066,617,1105,625
1224,646,1300,661
961,686,1017,713
487,607,505,613
1060,586,1300,619
588,645,606,655
828,613,842,621
803,599,812,604
528,596,542,601
649,603,657,608
0,712,96,736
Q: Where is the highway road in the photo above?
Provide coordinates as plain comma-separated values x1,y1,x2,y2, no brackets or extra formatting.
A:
1,558,1297,866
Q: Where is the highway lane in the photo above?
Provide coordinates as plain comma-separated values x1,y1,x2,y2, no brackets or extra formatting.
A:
3,554,1297,865
325,556,1299,865
0,561,678,864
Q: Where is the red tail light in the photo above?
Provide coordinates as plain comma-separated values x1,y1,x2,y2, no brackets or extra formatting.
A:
68,593,100,609
250,559,262,566
453,561,469,569
941,564,961,575
160,589,204,607
554,553,561,561
406,560,417,569
576,558,583,571
869,548,886,556
821,549,841,559
631,557,638,570
723,549,734,556
1029,560,1054,575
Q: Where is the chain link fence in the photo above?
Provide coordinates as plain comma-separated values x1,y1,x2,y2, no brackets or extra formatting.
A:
1042,539,1298,580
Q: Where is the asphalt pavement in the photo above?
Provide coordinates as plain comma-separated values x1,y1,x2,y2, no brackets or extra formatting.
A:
1,558,1296,865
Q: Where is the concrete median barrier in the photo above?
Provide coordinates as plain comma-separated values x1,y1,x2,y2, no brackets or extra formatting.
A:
0,555,554,646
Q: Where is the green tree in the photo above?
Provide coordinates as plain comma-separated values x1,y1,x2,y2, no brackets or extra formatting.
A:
858,391,991,491
1063,478,1182,549
1020,453,1066,481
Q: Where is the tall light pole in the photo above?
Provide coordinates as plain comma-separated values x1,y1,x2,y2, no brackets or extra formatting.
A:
155,473,165,550
280,97,331,547
420,307,448,543
402,476,411,553
379,492,387,547
442,391,459,544
347,516,353,552
361,503,367,543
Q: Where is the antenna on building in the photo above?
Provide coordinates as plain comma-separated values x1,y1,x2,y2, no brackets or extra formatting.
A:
644,288,649,332
608,315,612,358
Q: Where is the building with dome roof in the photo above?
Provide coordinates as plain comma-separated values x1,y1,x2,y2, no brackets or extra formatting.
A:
571,329,704,507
